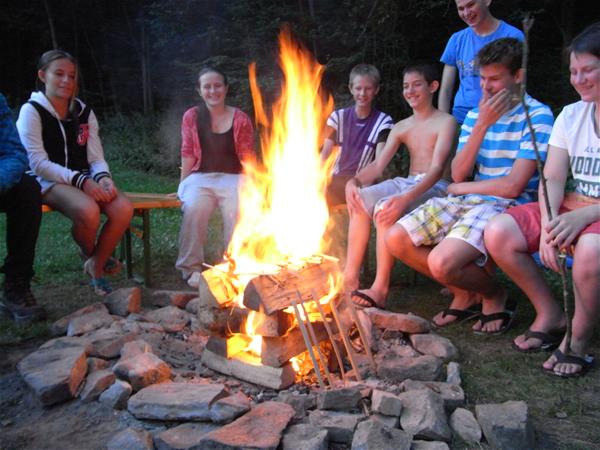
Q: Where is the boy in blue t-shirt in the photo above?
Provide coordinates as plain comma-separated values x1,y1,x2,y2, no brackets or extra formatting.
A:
439,0,524,124
321,64,393,206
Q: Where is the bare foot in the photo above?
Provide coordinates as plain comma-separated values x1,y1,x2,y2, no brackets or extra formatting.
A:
432,291,480,327
343,272,360,294
513,315,566,351
472,291,511,333
351,288,386,309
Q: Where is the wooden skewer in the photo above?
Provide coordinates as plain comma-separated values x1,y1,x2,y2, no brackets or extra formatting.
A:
344,291,377,372
329,295,362,381
291,295,325,389
299,301,335,387
312,290,347,383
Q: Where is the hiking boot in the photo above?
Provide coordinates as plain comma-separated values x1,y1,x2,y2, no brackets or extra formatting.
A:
0,278,47,323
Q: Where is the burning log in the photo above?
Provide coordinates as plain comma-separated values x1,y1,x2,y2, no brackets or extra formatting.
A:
198,267,238,308
201,349,295,390
243,259,340,314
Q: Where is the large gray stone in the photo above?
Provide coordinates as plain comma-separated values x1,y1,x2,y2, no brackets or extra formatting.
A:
364,309,430,334
84,327,138,359
40,336,92,354
446,361,461,385
398,389,451,442
121,339,154,359
152,290,198,309
410,441,450,450
113,352,172,391
185,297,201,315
17,345,87,406
449,408,481,444
200,401,295,449
277,391,311,421
371,389,403,416
282,424,328,450
50,302,108,336
66,308,114,336
99,379,132,410
107,427,153,450
146,306,191,333
128,382,227,421
154,423,219,450
351,419,412,450
399,380,465,411
308,410,360,444
377,355,444,382
79,368,115,403
209,390,251,424
317,385,363,411
87,357,110,372
475,401,534,450
408,333,458,361
104,287,142,316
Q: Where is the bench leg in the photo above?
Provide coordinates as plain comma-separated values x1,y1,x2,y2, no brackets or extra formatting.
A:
124,229,133,279
142,209,152,287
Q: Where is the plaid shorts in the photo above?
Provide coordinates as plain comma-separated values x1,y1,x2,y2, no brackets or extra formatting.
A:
398,195,516,265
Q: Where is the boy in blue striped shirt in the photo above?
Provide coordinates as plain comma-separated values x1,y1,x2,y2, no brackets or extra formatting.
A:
385,38,554,333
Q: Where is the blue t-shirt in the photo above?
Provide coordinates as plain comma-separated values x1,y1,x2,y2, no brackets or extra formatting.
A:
457,94,554,204
441,21,524,124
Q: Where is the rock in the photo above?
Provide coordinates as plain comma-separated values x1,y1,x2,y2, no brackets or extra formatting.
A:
106,427,153,450
152,290,198,309
449,408,481,444
128,382,227,421
99,379,132,410
475,401,534,450
408,334,458,360
371,390,403,416
17,346,87,406
50,302,108,336
351,419,412,450
87,357,110,372
384,342,421,358
371,414,399,428
308,410,360,444
282,423,328,450
446,361,461,385
317,385,363,411
104,287,142,316
277,391,311,421
364,309,430,334
121,339,154,359
40,336,92,354
113,353,172,391
199,401,295,449
399,380,464,411
209,390,251,424
185,297,201,315
154,423,219,450
145,306,190,333
66,308,114,336
79,369,115,403
356,309,376,351
377,355,443,382
410,441,450,450
84,327,138,359
398,389,451,442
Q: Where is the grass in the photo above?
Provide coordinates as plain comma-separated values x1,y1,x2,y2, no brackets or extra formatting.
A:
1,166,599,449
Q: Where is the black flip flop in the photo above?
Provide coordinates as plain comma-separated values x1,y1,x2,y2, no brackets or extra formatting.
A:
544,349,595,378
473,299,517,336
351,290,379,309
512,328,565,353
432,304,482,328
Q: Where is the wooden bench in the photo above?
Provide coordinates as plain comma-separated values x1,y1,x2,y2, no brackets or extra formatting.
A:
42,192,181,287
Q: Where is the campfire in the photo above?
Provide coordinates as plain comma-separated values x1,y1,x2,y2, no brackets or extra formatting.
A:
197,28,373,389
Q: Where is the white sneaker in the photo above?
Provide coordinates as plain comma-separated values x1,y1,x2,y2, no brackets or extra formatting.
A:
187,271,202,288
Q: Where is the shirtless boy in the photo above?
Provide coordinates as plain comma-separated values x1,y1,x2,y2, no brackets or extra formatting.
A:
344,62,456,308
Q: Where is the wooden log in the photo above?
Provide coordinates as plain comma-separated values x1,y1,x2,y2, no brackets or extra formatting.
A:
198,267,238,308
201,349,295,390
261,321,328,367
197,305,248,335
243,259,340,314
251,308,294,337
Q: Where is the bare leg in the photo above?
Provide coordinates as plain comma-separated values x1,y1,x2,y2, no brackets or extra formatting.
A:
43,184,101,259
352,221,395,308
343,207,371,292
544,233,600,375
485,214,566,349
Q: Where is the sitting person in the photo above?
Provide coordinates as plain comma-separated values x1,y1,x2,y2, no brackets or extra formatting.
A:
384,38,554,329
17,50,133,296
343,62,456,308
176,67,256,285
485,23,600,377
0,93,46,322
321,64,393,207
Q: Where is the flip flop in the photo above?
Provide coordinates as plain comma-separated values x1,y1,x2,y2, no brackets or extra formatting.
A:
512,328,565,353
432,304,482,328
83,259,113,296
351,290,380,309
473,299,517,336
544,349,595,378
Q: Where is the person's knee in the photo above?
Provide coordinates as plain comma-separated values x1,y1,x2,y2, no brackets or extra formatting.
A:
110,195,134,224
74,202,101,228
573,236,600,286
428,247,456,282
384,225,410,256
484,214,519,256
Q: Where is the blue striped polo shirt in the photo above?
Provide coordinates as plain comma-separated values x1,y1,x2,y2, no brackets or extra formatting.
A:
457,94,554,204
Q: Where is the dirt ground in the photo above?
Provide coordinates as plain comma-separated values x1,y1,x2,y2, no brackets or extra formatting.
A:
0,264,599,450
